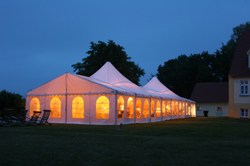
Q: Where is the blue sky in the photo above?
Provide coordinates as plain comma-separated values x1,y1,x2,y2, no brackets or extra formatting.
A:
0,0,249,97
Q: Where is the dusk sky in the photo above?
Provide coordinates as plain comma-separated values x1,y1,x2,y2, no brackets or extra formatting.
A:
0,0,249,98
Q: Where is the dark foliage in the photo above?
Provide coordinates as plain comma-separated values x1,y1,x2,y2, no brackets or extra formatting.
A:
0,90,25,117
72,40,145,85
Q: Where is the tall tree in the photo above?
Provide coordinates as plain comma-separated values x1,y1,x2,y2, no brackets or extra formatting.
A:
72,40,145,85
0,90,25,117
156,21,250,98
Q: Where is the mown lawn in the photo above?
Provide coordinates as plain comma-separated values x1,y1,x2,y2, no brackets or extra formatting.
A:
0,117,250,166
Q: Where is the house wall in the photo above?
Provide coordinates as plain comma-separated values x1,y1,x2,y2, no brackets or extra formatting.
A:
229,76,234,118
196,103,228,117
229,77,250,119
233,78,250,103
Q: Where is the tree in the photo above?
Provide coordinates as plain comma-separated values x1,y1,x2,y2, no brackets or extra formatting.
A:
0,90,25,117
72,40,145,85
156,21,250,98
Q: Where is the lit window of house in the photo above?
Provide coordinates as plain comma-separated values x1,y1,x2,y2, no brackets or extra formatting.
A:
197,107,202,111
240,81,248,95
240,109,249,118
217,107,222,111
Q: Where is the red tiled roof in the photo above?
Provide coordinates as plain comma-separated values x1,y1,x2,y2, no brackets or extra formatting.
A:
228,28,250,77
190,82,228,103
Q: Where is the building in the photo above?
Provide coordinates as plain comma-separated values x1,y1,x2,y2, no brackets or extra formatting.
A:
190,82,228,117
228,28,250,119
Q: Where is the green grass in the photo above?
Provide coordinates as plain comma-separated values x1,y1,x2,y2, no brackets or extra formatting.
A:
1,117,250,166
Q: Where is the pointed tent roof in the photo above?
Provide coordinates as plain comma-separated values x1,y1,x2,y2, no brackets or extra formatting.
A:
143,77,180,98
90,61,133,85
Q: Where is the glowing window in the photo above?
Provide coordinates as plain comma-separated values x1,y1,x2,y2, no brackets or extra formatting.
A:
143,99,149,118
136,99,141,118
182,103,185,115
151,100,155,117
167,101,171,116
96,96,109,119
156,101,161,117
179,102,182,115
127,97,134,118
162,101,166,116
172,101,175,115
117,96,124,118
50,97,61,118
72,97,84,118
187,103,191,115
30,98,40,116
175,102,178,115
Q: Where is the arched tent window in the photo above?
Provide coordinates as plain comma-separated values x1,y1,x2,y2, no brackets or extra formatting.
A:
127,97,134,118
182,103,185,115
187,103,191,115
117,96,124,118
151,100,155,117
50,97,61,118
179,102,182,115
96,96,109,119
72,96,84,118
175,101,178,115
162,101,166,116
30,98,40,116
172,101,175,115
156,101,161,117
143,99,149,118
167,101,171,116
136,99,141,118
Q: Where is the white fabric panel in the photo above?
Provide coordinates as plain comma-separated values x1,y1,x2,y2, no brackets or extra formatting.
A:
89,94,115,125
27,74,66,95
67,74,112,94
45,96,66,123
66,95,91,124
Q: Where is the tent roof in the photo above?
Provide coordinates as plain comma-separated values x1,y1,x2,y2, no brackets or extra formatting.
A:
27,62,194,102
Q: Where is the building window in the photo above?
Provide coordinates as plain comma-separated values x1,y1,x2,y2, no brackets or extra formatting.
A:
30,98,40,116
162,101,166,116
72,97,84,118
50,97,61,118
240,81,248,95
217,107,222,111
240,109,249,118
117,96,124,118
127,97,134,118
156,101,161,117
96,96,109,119
136,99,141,118
197,107,202,111
151,100,155,117
167,101,171,116
143,100,149,118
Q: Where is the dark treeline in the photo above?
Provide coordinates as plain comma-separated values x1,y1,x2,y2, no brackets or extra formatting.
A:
157,21,250,99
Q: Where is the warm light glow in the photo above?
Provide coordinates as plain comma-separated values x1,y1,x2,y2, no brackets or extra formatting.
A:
117,96,124,118
167,101,171,116
162,101,166,116
172,101,175,115
151,100,155,117
136,99,141,118
182,103,185,115
30,98,40,116
127,97,133,118
143,99,149,118
72,96,84,118
96,96,109,119
156,101,161,117
50,97,61,118
175,101,178,115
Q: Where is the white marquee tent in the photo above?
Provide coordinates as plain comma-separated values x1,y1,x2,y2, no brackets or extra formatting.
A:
26,62,196,125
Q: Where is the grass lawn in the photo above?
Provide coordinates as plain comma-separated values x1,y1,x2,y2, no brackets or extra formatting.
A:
0,117,250,166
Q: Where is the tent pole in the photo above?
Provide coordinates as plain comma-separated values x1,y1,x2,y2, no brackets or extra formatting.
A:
160,97,163,122
149,96,151,123
65,73,68,124
114,91,118,125
133,94,136,124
